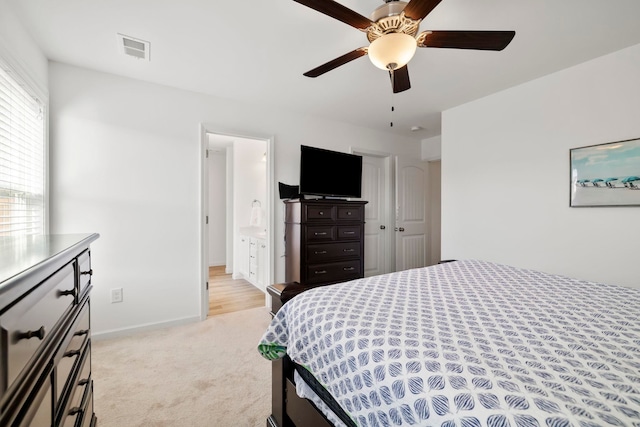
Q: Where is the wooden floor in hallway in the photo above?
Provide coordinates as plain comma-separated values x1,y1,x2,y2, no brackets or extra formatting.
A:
208,265,265,316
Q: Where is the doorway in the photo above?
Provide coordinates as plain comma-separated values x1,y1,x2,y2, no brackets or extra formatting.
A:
200,127,274,319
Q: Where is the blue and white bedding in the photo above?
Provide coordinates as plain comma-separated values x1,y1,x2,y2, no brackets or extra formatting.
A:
258,260,640,427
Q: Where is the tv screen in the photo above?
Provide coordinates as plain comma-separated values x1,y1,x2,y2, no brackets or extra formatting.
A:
299,145,362,198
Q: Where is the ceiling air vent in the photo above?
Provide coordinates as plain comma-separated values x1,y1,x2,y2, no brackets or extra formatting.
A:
117,34,150,61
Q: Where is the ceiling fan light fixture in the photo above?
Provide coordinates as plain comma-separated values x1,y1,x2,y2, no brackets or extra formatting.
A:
368,32,417,70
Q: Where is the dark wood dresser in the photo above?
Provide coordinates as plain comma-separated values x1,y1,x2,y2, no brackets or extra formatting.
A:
268,199,366,316
285,199,367,285
0,233,99,427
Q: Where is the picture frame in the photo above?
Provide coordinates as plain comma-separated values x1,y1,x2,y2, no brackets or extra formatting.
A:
570,137,640,207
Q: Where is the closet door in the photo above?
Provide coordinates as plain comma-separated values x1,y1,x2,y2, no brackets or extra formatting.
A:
395,157,429,271
358,153,391,277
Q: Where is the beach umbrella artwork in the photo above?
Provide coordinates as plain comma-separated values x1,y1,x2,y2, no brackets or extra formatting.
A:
622,176,640,188
604,177,618,188
577,179,590,187
592,178,604,187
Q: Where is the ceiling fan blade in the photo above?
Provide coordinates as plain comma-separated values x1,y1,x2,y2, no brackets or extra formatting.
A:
303,48,368,78
418,30,516,50
402,0,444,21
390,65,411,93
294,0,373,30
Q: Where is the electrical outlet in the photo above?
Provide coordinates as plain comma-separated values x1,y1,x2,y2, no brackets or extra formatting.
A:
111,288,123,303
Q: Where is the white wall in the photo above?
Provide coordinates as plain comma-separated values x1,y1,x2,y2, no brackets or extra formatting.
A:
208,152,226,266
0,0,47,96
48,61,422,336
421,135,441,161
233,138,266,230
442,43,640,289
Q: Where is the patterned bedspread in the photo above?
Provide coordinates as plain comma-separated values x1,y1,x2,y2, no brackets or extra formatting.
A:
258,260,640,427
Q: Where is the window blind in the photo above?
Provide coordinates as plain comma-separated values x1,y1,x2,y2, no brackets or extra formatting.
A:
0,64,45,236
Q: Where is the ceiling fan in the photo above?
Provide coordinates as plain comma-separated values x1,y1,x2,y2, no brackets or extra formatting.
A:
296,0,515,93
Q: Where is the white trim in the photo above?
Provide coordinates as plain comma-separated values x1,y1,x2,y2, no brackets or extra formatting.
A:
199,124,209,320
92,315,200,341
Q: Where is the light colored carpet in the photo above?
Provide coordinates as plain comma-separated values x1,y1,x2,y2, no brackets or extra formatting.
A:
92,307,272,427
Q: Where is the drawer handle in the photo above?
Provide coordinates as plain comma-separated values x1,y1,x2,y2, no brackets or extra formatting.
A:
343,267,355,271
81,269,93,276
17,326,45,341
314,270,327,275
319,212,324,215
343,231,356,235
78,379,90,386
74,329,90,337
64,349,81,358
343,249,355,253
68,407,82,416
314,250,327,255
314,232,327,236
347,212,352,216
59,288,76,298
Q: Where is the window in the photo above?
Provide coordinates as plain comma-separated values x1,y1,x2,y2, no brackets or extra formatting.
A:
0,61,45,236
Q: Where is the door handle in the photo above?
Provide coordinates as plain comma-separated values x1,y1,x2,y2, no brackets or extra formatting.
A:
380,225,386,230
398,227,405,232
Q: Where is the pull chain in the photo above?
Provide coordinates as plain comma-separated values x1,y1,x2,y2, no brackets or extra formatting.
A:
390,69,394,127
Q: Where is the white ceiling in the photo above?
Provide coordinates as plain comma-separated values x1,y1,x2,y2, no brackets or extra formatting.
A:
9,0,640,139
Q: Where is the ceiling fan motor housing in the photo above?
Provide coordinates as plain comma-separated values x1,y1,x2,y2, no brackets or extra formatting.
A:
367,1,420,42
370,0,407,22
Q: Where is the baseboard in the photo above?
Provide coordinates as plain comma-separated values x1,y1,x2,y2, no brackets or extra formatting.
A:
92,315,200,341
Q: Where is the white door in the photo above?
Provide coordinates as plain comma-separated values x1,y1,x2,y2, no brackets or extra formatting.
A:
358,154,392,276
395,157,429,271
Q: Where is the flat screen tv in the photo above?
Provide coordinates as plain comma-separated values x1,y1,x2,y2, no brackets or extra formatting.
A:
299,145,362,198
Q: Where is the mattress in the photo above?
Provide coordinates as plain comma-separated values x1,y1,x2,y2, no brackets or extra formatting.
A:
259,260,640,426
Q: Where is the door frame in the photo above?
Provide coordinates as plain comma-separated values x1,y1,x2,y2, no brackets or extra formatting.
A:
199,124,275,320
351,147,395,275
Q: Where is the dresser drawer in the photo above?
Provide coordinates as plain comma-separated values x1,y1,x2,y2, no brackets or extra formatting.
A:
77,250,93,297
306,226,336,242
305,260,361,284
79,384,95,427
1,263,76,390
305,205,336,221
337,205,363,221
337,226,361,240
306,242,361,263
55,301,90,411
15,364,54,427
59,344,91,427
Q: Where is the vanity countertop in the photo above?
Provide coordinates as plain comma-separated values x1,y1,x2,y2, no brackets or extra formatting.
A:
239,226,266,239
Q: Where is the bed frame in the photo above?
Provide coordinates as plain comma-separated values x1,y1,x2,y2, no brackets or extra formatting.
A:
267,356,334,427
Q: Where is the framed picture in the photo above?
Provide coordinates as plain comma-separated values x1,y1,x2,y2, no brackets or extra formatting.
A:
570,137,640,207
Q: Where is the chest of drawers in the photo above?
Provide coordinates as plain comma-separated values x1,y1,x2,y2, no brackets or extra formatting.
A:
284,199,367,286
0,234,99,427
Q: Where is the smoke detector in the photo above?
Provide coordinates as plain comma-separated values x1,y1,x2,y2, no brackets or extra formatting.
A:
117,34,150,61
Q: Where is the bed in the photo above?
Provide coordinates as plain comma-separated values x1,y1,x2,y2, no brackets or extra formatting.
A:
258,260,640,427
